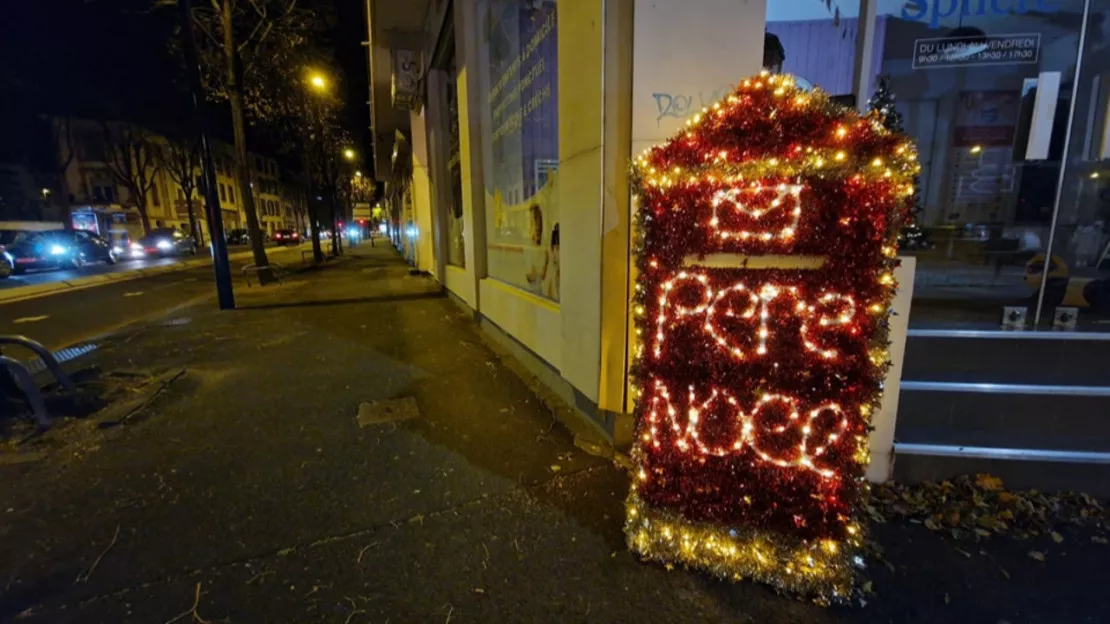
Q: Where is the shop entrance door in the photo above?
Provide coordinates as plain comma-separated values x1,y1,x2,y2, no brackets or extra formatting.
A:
1036,0,1110,330
877,1,1100,331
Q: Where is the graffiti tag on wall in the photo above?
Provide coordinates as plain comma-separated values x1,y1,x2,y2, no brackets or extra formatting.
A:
652,83,733,125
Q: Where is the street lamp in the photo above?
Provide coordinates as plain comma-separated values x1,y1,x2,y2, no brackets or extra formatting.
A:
343,148,356,161
309,73,327,91
354,170,362,178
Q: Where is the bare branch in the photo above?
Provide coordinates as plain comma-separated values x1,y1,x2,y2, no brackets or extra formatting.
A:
247,0,267,18
239,19,272,56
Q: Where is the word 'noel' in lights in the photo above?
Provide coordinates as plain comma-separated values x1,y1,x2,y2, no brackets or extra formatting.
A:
625,71,915,605
645,380,848,477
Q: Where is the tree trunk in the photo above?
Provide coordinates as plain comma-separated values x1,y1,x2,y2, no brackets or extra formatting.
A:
57,172,73,230
185,196,202,246
302,154,324,264
329,196,339,256
222,0,273,283
136,191,152,234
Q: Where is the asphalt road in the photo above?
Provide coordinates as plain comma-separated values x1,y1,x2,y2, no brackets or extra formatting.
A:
0,243,316,353
0,244,273,290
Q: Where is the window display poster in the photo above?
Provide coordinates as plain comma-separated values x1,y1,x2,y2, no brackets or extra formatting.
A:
955,90,1020,148
480,0,560,300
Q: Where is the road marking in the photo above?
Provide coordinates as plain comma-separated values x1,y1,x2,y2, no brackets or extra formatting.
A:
12,315,49,324
123,291,144,297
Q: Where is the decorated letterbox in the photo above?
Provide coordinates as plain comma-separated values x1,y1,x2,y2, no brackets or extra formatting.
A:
624,72,917,603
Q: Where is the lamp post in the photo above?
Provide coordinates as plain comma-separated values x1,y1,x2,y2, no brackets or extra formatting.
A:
180,0,234,309
304,71,330,263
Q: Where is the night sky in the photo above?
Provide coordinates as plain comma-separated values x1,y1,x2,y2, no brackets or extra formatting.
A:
0,0,370,171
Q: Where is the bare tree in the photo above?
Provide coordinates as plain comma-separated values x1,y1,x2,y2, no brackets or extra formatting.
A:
164,0,328,282
48,117,76,228
102,122,160,234
158,137,203,245
282,179,308,233
313,122,351,257
273,64,344,264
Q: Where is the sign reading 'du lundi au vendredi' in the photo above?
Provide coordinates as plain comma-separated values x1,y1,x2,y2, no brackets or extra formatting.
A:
912,33,1041,69
902,0,1059,28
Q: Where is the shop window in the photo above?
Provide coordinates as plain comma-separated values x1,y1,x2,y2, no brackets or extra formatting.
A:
434,18,466,269
477,0,560,300
865,1,1100,329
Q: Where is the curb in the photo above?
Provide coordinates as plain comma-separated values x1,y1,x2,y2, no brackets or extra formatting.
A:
0,245,309,306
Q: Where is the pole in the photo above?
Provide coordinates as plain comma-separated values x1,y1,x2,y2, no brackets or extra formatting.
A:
180,0,234,310
851,0,878,113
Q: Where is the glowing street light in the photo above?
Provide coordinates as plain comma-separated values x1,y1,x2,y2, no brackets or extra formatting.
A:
309,73,327,91
354,170,362,178
343,148,356,161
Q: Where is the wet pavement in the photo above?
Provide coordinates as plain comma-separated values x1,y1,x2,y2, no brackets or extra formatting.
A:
0,245,1106,623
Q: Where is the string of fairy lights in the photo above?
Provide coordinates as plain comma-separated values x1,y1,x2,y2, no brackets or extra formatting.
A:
625,71,917,604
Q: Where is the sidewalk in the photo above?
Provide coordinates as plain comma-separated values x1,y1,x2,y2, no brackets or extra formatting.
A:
0,245,1106,623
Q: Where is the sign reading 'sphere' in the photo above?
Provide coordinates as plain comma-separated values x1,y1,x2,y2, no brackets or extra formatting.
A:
912,33,1041,70
902,0,1059,28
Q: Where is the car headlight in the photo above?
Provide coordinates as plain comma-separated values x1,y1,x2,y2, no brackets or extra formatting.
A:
156,239,173,250
112,245,124,254
130,242,143,251
2,251,12,263
50,244,67,255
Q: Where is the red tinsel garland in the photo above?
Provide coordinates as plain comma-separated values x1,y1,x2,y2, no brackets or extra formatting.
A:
626,73,915,602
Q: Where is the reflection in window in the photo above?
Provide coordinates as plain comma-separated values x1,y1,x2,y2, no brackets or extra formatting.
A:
478,0,560,300
445,51,466,268
790,1,1110,330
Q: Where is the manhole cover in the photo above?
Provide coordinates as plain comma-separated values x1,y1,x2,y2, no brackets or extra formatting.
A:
357,396,420,427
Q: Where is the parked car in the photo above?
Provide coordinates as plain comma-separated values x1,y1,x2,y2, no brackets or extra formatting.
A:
2,229,117,275
226,229,250,245
134,228,198,257
273,229,301,245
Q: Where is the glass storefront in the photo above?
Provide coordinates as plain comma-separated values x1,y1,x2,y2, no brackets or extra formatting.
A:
772,1,1110,331
476,0,560,300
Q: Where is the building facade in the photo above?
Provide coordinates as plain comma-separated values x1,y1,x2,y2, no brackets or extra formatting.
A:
0,164,59,222
367,0,1110,493
252,153,284,236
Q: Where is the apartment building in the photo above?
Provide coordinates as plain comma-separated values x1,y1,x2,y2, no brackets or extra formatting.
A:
50,118,291,243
